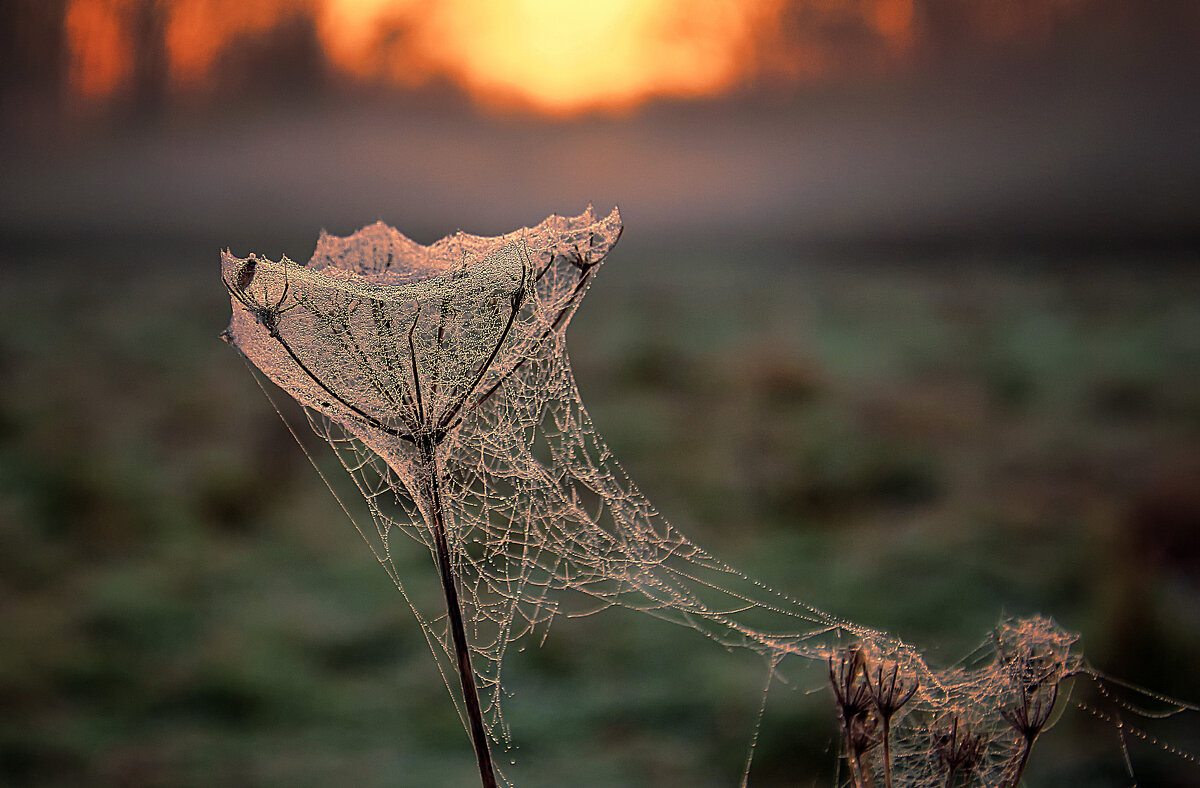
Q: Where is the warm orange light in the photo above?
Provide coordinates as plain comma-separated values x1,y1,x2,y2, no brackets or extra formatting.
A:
422,0,784,114
66,0,134,100
165,0,307,89
69,0,1055,115
318,0,431,86
871,0,914,46
316,0,787,114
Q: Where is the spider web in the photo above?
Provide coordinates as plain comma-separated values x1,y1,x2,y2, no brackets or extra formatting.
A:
221,207,1197,786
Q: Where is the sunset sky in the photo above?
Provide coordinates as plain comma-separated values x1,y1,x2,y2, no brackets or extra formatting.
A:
2,0,1197,252
57,0,1113,116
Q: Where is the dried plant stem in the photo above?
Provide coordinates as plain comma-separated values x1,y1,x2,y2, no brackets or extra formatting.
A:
881,716,894,788
844,731,867,788
1009,734,1035,788
420,437,498,788
857,752,874,788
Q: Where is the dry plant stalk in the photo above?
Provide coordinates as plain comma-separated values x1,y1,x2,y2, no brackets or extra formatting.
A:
221,208,1197,787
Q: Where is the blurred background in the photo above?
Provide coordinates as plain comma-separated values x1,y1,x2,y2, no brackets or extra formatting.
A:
1,1,1198,785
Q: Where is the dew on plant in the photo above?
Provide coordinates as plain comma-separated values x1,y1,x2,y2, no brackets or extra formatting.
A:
222,207,1198,787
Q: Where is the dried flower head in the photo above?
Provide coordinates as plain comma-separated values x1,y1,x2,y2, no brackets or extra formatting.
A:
933,715,985,785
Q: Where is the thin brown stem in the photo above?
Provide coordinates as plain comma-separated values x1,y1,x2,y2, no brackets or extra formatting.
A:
408,307,425,425
419,435,498,788
1009,735,1035,788
881,715,893,788
844,729,866,788
856,750,874,788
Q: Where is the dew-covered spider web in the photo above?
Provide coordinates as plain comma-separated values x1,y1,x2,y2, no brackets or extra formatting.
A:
222,207,1197,786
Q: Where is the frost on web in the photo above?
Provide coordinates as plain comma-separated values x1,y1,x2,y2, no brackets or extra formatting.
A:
221,207,1197,785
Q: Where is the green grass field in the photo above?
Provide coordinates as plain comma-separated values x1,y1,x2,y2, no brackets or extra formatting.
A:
2,238,1197,786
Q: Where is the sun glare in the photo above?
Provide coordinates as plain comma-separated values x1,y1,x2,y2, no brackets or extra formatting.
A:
63,0,1042,115
313,0,784,114
412,0,781,114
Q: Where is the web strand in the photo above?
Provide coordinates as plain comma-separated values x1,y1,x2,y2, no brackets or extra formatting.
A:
223,207,1199,787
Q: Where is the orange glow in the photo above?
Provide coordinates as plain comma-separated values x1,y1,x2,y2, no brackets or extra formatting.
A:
164,0,308,88
872,0,914,46
60,0,917,113
317,0,432,87
401,0,785,114
61,0,1085,115
66,0,134,100
314,0,790,114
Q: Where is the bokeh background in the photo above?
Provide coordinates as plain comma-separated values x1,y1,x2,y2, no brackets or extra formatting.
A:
2,1,1199,785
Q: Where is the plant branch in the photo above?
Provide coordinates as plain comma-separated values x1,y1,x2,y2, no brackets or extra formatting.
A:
418,434,498,788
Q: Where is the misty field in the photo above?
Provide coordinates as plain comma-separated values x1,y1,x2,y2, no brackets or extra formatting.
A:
1,237,1197,786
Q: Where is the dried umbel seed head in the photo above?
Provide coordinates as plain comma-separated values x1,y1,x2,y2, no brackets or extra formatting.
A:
863,653,919,722
829,647,873,721
853,643,922,788
993,615,1079,694
829,645,883,788
219,207,1191,787
1002,680,1060,742
848,709,882,755
933,715,984,782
